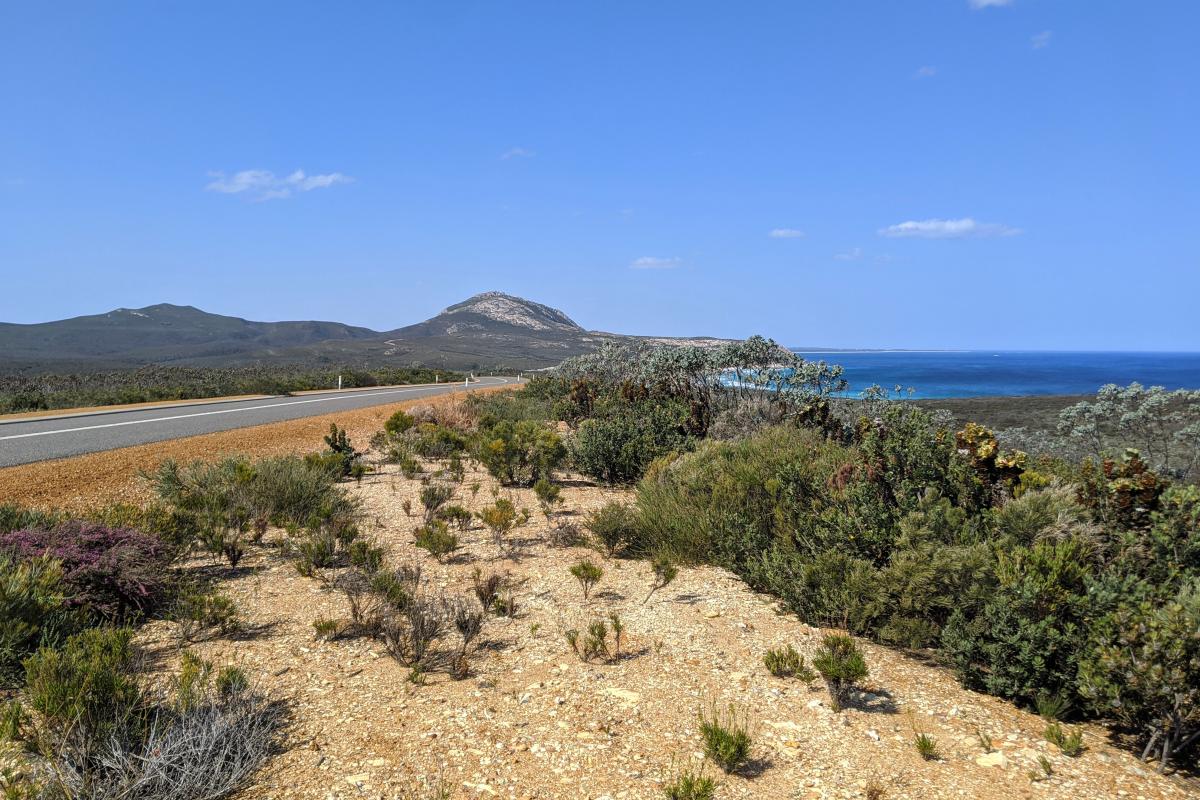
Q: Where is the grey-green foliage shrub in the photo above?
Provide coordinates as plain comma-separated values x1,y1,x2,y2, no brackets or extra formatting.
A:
570,400,694,485
8,629,281,800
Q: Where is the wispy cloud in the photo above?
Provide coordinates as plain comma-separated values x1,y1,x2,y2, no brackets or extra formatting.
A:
878,217,1021,239
913,66,937,79
630,256,682,269
968,0,1012,9
205,169,352,201
768,228,805,239
501,147,535,160
1031,30,1052,49
835,247,863,261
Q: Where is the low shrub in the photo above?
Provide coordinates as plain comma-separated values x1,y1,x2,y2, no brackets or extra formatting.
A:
915,732,940,761
533,478,562,519
477,498,520,549
812,634,868,711
171,587,240,643
7,634,281,800
564,614,624,663
585,502,639,557
474,420,566,486
569,559,603,600
643,556,679,604
570,401,693,485
662,764,716,800
414,522,459,562
413,424,468,459
0,555,77,687
435,504,473,531
763,645,816,681
420,484,455,522
1044,721,1084,756
698,703,753,774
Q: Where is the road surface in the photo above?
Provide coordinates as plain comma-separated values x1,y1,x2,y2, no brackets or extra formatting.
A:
0,377,519,467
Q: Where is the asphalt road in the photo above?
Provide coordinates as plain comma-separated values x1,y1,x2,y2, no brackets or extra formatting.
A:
0,377,519,468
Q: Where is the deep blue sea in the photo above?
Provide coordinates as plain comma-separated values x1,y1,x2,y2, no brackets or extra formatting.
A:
789,351,1200,399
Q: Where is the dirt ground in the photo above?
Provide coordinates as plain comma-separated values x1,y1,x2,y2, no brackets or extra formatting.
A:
138,458,1192,800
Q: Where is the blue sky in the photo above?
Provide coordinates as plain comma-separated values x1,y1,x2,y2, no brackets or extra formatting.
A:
1,1,1196,350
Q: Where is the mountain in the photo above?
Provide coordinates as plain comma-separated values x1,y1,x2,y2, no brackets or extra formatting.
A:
0,292,725,373
0,304,378,371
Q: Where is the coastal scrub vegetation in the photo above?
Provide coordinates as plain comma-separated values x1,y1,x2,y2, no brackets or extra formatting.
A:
459,336,1200,771
0,364,463,414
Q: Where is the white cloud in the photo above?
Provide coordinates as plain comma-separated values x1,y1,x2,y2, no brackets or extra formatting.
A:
768,228,805,239
835,247,863,261
878,217,1021,239
1031,30,1052,49
913,66,937,79
630,256,682,269
968,0,1012,8
501,147,535,160
205,169,352,201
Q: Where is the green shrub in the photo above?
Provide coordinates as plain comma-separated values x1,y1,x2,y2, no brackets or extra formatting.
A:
477,498,520,549
414,522,459,562
941,538,1092,707
569,559,603,600
384,409,416,437
413,423,468,459
9,641,281,800
0,555,76,686
23,627,144,747
812,634,868,711
763,644,815,681
662,764,716,800
570,401,693,485
348,538,386,574
698,703,753,774
1044,721,1084,756
435,504,473,531
915,733,940,760
474,420,566,486
643,556,679,604
586,502,639,557
1078,578,1200,771
171,587,239,642
420,484,454,522
533,478,562,519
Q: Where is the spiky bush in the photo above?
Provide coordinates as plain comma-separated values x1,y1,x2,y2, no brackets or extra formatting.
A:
698,703,753,774
763,645,815,681
0,555,76,687
812,634,868,711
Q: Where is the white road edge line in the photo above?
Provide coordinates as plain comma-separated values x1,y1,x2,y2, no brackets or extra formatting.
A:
0,379,505,442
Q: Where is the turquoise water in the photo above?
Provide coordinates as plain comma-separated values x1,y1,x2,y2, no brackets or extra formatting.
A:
788,351,1200,399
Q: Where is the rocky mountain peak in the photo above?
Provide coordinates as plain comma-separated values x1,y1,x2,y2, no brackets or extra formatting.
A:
440,291,582,333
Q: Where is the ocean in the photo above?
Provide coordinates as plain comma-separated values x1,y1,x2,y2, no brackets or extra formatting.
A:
788,351,1200,399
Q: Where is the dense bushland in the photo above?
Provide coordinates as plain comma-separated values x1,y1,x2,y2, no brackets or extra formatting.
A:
0,364,463,413
478,338,1200,771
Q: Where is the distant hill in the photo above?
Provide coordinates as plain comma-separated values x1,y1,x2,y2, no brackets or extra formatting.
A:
0,292,727,373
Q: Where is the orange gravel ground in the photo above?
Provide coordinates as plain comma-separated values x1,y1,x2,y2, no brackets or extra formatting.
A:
0,385,512,511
